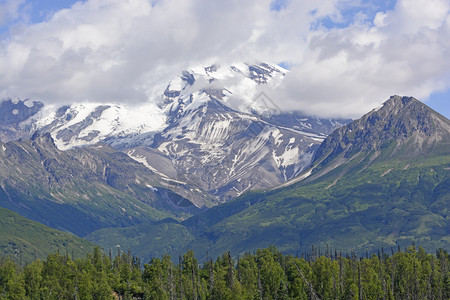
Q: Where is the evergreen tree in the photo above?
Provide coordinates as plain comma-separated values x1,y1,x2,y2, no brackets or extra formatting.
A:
1,244,449,299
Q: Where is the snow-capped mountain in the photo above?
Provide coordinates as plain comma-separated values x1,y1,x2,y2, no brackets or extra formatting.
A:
0,62,349,206
136,63,333,201
20,101,166,150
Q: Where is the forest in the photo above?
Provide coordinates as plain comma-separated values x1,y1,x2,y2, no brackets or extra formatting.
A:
0,245,449,299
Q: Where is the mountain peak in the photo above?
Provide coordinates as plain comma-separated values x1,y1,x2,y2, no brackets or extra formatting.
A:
310,95,450,177
384,94,415,106
374,95,432,120
160,62,287,116
372,95,450,138
30,131,57,147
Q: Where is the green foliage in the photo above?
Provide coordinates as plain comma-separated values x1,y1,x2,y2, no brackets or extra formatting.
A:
0,246,449,299
87,149,449,262
0,137,194,238
178,152,450,259
86,221,194,263
0,207,95,264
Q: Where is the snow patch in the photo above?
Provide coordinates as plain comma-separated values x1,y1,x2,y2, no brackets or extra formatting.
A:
273,146,300,168
161,177,187,185
146,184,158,192
168,76,186,91
277,169,313,189
19,145,30,155
23,99,35,108
127,151,161,174
24,101,166,150
373,104,384,112
298,169,312,180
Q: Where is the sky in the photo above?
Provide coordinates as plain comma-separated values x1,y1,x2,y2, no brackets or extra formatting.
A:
0,0,449,119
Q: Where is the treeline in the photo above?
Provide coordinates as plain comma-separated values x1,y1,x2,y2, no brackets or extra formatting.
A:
0,246,449,299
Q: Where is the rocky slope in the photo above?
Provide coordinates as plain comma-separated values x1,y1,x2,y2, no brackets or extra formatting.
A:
0,63,348,204
0,133,203,236
308,95,450,181
0,99,43,142
88,96,450,260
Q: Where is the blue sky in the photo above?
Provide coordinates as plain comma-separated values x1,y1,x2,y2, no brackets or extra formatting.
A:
311,0,396,29
0,0,449,119
428,90,450,118
28,0,81,23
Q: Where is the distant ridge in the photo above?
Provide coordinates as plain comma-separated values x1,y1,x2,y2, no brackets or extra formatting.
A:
0,207,95,263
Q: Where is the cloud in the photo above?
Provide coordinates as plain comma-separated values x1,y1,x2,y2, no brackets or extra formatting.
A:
0,0,449,118
274,0,450,118
0,0,27,27
0,0,330,104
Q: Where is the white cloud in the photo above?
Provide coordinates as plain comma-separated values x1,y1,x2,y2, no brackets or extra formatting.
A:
273,0,450,118
0,0,449,118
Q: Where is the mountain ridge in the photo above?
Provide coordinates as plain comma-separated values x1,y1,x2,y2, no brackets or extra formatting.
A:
0,132,205,237
87,95,450,262
0,62,349,204
307,95,450,183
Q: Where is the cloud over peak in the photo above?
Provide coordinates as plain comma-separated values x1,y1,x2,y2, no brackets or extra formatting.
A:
0,0,449,118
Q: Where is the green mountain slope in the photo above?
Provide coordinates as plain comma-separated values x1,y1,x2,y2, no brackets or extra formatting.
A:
0,133,202,236
190,154,449,258
86,220,194,263
0,207,96,263
190,96,450,257
88,96,450,261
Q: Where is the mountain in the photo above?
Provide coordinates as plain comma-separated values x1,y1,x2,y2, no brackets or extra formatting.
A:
0,99,43,142
88,96,450,261
0,132,205,237
145,86,327,202
309,95,450,181
0,206,96,263
0,63,348,204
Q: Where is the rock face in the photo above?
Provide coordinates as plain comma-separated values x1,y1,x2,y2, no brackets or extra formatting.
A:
0,133,202,236
146,100,321,202
127,63,348,202
0,63,349,205
0,99,44,142
146,95,449,259
310,95,450,179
